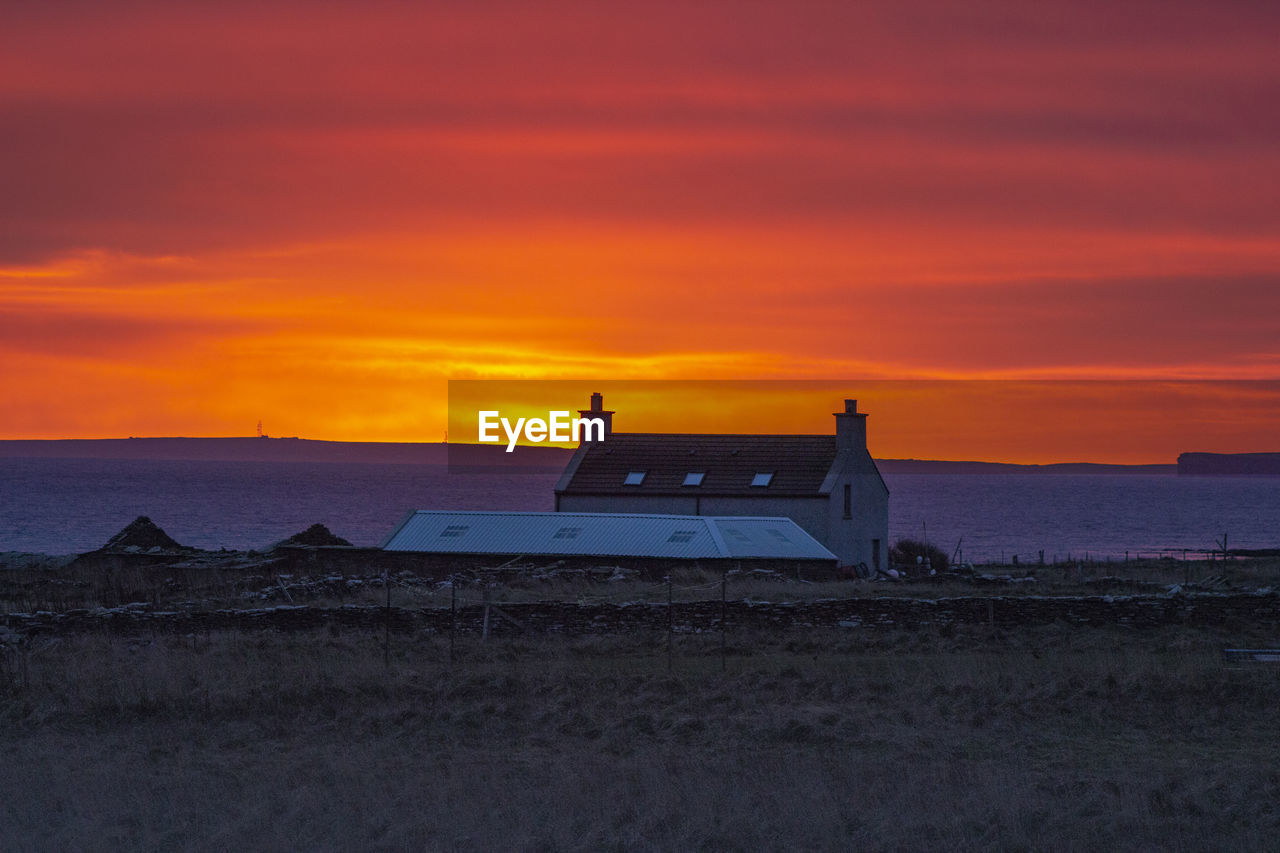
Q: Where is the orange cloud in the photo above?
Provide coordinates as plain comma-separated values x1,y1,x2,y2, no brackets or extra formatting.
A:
1,1,1278,453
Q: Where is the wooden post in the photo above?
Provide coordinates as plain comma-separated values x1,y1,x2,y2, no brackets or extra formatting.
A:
720,570,727,673
383,568,391,667
666,575,673,673
482,584,491,642
449,576,456,665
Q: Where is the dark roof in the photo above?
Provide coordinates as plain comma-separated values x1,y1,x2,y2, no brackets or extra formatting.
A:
557,433,838,497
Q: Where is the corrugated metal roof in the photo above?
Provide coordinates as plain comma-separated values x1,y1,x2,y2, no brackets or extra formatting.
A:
381,511,836,561
709,518,832,561
556,433,839,497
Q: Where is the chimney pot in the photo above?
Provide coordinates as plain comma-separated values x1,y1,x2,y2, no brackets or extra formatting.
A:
845,399,857,413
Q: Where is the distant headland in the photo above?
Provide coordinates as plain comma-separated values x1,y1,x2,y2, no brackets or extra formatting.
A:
1177,452,1280,477
2,438,1277,475
874,459,1178,475
0,437,571,468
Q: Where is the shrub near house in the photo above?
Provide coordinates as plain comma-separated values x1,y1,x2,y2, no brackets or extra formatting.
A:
890,539,950,573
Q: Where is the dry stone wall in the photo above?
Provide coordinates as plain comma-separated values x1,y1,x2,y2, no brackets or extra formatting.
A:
5,591,1279,639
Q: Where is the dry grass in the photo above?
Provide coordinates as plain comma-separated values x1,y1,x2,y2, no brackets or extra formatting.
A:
4,621,1280,851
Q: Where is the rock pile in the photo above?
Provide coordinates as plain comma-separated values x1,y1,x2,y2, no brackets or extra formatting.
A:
275,523,353,548
99,516,187,553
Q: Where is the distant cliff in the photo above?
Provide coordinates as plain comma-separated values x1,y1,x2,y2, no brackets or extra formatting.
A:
1178,452,1280,476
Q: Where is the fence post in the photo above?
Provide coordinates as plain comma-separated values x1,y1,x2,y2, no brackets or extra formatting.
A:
482,584,491,642
666,575,673,673
720,570,727,673
384,568,391,667
449,575,456,665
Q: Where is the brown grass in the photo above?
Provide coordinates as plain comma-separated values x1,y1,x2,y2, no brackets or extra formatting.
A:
4,620,1280,850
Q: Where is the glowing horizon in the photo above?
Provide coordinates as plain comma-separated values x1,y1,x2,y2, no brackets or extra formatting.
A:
3,1,1278,458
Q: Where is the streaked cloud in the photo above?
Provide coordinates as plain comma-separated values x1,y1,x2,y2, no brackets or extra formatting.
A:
1,0,1277,452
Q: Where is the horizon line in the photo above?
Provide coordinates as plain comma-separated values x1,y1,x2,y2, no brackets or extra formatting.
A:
3,435,1271,468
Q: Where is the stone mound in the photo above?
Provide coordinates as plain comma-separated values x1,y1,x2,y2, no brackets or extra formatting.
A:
101,516,186,552
278,523,353,548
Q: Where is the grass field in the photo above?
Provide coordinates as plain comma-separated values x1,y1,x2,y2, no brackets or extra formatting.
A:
4,617,1280,851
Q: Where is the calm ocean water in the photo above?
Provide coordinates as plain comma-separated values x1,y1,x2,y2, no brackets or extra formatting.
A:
1,458,1277,561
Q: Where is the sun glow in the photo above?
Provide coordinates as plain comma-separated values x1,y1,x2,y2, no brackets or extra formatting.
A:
2,2,1278,456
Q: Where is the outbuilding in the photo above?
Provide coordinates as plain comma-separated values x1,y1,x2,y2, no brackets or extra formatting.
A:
381,510,838,576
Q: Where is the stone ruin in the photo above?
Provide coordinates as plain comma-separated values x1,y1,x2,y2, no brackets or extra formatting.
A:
275,523,353,548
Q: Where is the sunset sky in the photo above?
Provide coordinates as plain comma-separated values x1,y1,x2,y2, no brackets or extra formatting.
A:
3,1,1278,458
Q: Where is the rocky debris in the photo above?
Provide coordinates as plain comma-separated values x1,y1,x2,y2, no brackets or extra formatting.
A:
275,523,353,548
98,516,187,553
248,571,432,603
0,552,77,570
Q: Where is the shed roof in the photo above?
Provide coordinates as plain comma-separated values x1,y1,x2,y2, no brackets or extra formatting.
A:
556,433,838,497
381,510,837,561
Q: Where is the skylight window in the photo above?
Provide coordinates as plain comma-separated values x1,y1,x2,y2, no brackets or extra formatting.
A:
552,526,582,540
668,530,697,543
751,472,774,487
767,529,791,543
440,525,469,538
683,472,705,487
624,471,646,485
723,527,751,542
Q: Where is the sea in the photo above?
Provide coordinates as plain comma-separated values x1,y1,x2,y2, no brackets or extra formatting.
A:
1,457,1278,562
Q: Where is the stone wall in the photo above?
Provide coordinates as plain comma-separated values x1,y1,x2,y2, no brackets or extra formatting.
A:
5,590,1279,639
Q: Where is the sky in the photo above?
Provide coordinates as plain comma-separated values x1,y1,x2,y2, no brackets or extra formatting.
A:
2,0,1278,457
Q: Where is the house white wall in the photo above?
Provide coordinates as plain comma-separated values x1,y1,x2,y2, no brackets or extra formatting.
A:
820,450,890,571
554,398,890,571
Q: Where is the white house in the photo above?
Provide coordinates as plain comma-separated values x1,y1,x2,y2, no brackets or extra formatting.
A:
554,395,890,571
